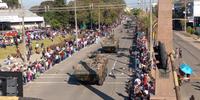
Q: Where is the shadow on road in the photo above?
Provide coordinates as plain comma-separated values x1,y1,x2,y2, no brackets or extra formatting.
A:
121,36,134,40
116,92,129,100
83,85,115,100
66,73,81,85
67,73,96,85
192,83,200,91
196,63,200,66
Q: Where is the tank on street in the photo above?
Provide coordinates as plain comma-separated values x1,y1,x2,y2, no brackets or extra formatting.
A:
73,52,108,85
100,34,119,53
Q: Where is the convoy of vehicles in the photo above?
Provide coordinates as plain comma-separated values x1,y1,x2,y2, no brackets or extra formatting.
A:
100,34,119,53
73,52,108,85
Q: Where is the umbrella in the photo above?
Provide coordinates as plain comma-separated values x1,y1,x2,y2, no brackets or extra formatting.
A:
4,31,17,37
179,64,193,74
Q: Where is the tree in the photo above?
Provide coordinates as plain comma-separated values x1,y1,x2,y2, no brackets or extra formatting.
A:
2,0,19,8
131,8,142,18
153,4,158,17
186,26,194,34
131,8,157,32
31,0,125,29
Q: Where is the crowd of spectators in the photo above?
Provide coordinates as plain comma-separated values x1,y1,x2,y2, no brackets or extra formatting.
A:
1,27,111,85
127,32,155,100
0,27,68,48
0,31,22,48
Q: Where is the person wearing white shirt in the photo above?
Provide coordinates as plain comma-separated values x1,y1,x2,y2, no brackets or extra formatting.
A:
36,43,39,48
10,39,14,44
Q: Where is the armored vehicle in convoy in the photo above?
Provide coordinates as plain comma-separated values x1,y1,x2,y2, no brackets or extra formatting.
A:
73,52,108,85
101,34,119,53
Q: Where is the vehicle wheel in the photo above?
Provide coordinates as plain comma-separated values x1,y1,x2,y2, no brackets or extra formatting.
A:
98,79,103,85
111,48,115,53
115,48,118,53
101,49,104,53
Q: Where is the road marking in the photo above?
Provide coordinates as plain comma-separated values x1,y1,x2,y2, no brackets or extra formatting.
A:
109,58,118,76
112,60,117,70
38,77,67,79
108,76,130,79
104,82,126,85
27,81,126,85
40,74,67,76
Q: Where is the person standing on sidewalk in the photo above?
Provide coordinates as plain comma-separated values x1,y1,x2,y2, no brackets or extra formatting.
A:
16,47,24,62
179,48,182,58
175,48,179,59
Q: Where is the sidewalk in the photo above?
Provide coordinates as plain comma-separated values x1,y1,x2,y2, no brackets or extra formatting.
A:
153,67,176,100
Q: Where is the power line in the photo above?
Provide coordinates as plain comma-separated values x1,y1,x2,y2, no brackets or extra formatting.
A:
28,1,160,12
30,4,126,13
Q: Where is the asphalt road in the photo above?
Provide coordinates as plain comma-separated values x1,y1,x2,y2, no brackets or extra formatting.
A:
24,24,134,100
173,32,200,100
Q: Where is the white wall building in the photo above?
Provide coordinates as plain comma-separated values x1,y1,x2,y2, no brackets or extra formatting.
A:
193,0,200,17
0,9,44,31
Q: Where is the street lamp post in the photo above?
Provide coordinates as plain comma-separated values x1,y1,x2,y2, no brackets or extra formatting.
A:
21,0,26,63
184,0,187,32
98,5,101,30
149,0,153,68
90,3,93,30
74,0,78,49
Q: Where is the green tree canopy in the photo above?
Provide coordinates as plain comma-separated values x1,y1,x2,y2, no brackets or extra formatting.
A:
32,0,125,29
2,0,19,8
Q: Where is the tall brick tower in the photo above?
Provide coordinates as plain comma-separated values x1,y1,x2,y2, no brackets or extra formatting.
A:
157,0,173,53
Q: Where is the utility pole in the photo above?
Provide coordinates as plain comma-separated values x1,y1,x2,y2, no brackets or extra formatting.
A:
90,3,93,30
21,0,26,63
184,0,187,32
74,0,78,48
98,5,101,30
149,0,153,68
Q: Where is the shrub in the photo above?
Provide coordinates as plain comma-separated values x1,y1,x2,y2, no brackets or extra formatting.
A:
186,26,195,34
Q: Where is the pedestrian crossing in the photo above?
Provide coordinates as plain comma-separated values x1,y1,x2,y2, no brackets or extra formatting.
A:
24,72,130,85
28,81,126,85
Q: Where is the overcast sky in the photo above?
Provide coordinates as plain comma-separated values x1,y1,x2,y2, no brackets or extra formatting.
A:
22,0,138,9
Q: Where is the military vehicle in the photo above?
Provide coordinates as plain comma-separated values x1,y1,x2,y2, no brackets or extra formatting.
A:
101,34,119,53
73,52,108,85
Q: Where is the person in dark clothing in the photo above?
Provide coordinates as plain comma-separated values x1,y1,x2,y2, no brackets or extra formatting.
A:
41,48,46,59
129,47,133,55
2,42,6,48
179,48,182,58
14,37,18,48
41,43,44,48
28,45,32,55
190,95,195,100
27,53,30,61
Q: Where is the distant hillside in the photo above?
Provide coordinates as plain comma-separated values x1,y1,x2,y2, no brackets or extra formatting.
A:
2,0,19,8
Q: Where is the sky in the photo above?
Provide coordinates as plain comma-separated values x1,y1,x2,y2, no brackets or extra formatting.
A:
22,0,138,9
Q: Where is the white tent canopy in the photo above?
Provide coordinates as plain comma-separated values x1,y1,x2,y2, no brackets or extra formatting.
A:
0,3,8,9
0,15,44,23
0,9,44,23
